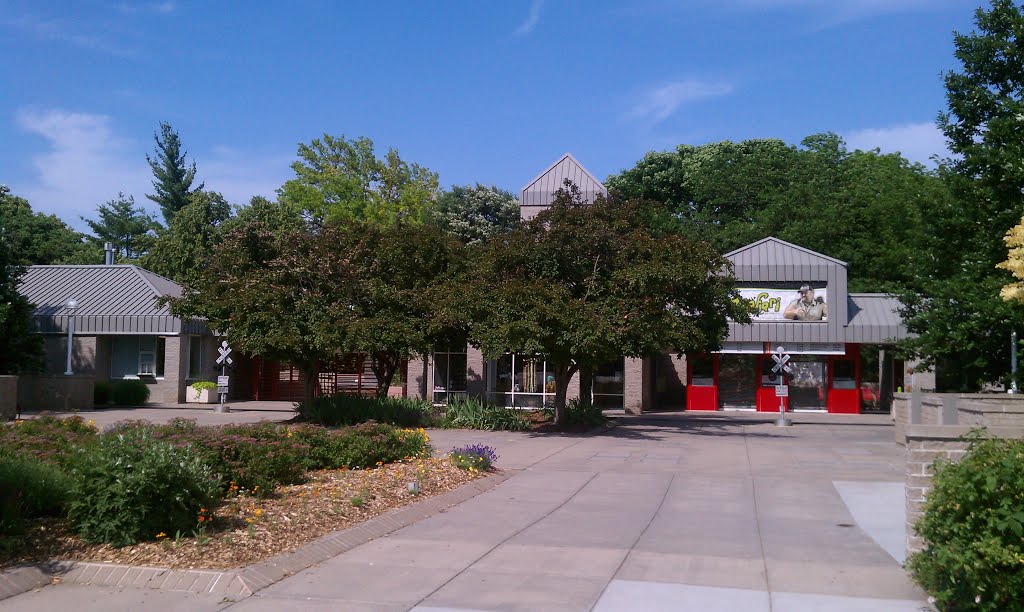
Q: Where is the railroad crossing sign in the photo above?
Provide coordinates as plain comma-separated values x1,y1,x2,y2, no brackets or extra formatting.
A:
775,385,789,398
216,341,233,366
771,345,792,374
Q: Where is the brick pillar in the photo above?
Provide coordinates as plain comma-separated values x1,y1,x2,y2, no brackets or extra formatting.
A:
466,346,485,398
163,336,186,404
624,357,645,414
407,355,429,400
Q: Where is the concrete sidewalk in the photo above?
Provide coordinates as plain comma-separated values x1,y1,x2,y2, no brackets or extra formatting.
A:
2,412,929,611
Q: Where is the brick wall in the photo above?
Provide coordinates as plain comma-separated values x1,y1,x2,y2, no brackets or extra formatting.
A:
42,335,98,375
904,425,1024,559
623,357,645,414
17,375,94,412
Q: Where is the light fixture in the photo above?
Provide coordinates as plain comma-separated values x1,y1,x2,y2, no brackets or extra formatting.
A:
64,298,78,375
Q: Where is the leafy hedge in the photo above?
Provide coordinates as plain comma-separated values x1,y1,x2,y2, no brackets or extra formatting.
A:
291,423,431,470
110,379,150,406
441,397,530,431
0,416,98,468
907,434,1024,611
297,394,434,427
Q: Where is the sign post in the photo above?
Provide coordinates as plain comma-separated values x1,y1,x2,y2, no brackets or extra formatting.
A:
771,345,792,427
215,340,233,413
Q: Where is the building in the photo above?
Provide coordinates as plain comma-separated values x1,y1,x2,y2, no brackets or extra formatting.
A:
16,255,220,409
408,154,911,414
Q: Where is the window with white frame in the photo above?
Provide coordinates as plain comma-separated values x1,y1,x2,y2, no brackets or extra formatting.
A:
592,357,625,409
486,354,555,408
432,348,467,404
137,336,165,377
188,336,204,379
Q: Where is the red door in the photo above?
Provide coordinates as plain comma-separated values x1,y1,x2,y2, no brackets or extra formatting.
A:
827,346,861,414
687,354,718,411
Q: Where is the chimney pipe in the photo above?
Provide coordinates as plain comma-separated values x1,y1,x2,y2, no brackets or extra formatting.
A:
104,242,114,265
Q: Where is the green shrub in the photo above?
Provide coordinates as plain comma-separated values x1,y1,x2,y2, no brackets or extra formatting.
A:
297,394,434,427
110,379,150,406
441,397,530,431
292,423,431,470
906,434,1024,611
141,419,310,496
68,428,221,547
93,381,111,407
0,455,74,535
191,381,218,391
0,416,98,468
541,398,608,427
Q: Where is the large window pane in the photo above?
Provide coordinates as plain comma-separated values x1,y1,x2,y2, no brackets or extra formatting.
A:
188,336,203,379
593,357,624,410
719,355,757,409
690,354,715,386
515,357,544,394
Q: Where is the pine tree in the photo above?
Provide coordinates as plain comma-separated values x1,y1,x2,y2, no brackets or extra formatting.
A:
82,193,156,261
146,122,203,224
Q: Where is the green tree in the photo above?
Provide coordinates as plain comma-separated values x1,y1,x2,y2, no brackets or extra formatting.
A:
899,0,1024,390
146,122,203,224
607,135,939,293
428,184,520,244
340,222,466,396
0,186,98,265
278,134,439,227
461,184,748,424
0,230,43,375
142,191,231,285
224,195,306,236
170,222,351,407
82,193,156,261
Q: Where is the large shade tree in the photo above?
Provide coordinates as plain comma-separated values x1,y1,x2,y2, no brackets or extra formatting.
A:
606,134,943,293
899,0,1024,389
461,184,749,424
428,184,520,244
0,186,98,265
278,134,439,227
142,191,232,285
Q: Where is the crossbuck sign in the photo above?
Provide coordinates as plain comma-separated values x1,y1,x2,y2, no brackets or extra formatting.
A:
216,341,233,366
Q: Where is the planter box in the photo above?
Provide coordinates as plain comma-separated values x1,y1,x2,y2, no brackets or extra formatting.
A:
387,385,405,398
188,388,219,404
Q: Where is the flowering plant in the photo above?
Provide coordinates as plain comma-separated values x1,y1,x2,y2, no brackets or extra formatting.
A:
448,444,498,472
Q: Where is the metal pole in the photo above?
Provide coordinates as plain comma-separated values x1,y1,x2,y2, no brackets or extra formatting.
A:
1011,331,1019,394
64,314,75,375
217,361,231,413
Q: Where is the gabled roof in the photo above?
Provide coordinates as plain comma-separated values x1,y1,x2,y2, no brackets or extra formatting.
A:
519,153,608,208
18,265,203,335
725,237,847,267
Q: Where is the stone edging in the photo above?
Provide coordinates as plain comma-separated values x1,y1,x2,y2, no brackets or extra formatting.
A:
1,470,511,602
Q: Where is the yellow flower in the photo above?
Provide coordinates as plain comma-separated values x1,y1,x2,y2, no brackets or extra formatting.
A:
156,532,167,538
254,508,264,517
87,419,95,427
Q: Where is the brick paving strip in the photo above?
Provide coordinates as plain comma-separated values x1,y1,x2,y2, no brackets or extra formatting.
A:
0,470,511,602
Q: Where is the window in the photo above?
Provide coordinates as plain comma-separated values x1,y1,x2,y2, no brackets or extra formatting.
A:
486,353,554,408
433,345,467,404
832,359,857,390
592,358,625,409
690,354,715,386
136,336,165,377
188,336,204,379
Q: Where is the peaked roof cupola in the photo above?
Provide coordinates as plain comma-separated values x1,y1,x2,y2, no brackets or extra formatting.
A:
519,153,607,220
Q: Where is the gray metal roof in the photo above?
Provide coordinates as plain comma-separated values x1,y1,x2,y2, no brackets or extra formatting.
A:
18,265,205,335
846,293,908,343
519,153,607,219
726,236,847,281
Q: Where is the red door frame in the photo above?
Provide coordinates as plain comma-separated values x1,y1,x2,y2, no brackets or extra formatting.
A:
826,344,861,414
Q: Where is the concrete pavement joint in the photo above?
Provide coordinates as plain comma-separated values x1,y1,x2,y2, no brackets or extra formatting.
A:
743,423,775,612
589,473,676,611
410,471,602,609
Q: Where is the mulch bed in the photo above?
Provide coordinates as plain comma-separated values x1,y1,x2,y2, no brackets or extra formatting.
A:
0,458,484,571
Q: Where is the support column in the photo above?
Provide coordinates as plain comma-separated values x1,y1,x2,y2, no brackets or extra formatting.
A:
466,346,485,398
624,356,645,415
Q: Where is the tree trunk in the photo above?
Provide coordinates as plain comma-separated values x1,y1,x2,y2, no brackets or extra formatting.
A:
371,352,399,399
301,363,319,410
551,361,579,426
578,365,594,409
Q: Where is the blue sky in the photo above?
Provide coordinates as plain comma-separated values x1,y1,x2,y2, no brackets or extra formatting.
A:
1,0,978,228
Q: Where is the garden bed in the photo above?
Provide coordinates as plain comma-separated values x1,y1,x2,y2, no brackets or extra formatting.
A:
0,457,483,570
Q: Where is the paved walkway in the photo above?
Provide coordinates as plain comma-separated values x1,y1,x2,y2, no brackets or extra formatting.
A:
3,412,929,611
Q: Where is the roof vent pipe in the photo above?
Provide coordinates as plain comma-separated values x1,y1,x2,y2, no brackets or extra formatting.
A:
104,242,114,265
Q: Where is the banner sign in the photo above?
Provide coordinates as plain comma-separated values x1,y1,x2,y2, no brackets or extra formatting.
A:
737,286,828,322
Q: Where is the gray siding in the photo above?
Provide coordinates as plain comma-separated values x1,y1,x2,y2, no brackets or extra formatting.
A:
520,153,607,219
726,237,848,345
846,294,907,343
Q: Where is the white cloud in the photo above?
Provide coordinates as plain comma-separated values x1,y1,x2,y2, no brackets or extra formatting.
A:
626,80,733,124
513,0,544,36
844,121,951,167
15,108,151,227
14,108,292,230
